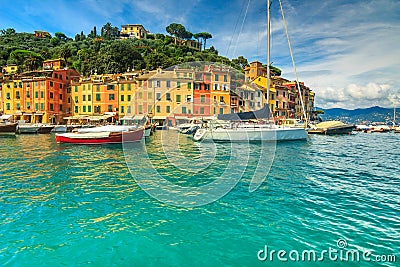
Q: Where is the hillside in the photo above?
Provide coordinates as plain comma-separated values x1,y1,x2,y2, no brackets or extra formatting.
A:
0,24,250,76
318,106,397,124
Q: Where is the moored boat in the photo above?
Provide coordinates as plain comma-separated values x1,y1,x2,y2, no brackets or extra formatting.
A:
308,121,355,135
16,123,40,134
38,124,55,134
0,122,17,134
55,125,144,144
51,125,67,133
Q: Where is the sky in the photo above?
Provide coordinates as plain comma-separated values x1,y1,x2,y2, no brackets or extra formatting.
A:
1,0,400,109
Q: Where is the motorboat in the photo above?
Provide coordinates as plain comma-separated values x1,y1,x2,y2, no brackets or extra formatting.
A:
55,125,144,144
308,121,356,135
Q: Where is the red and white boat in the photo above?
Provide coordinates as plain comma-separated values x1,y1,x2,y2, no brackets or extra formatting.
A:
55,125,144,144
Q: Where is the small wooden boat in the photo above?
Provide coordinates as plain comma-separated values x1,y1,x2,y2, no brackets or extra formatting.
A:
17,124,40,134
308,121,355,135
38,124,55,134
55,126,144,144
0,122,17,134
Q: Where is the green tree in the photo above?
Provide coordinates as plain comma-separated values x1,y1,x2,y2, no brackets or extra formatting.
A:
195,32,212,50
166,23,186,44
101,22,119,40
232,56,249,69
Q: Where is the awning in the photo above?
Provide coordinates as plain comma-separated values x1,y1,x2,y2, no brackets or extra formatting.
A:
133,115,145,120
23,113,33,116
0,114,12,120
152,116,166,120
104,112,117,116
174,116,188,120
34,113,44,116
14,111,23,115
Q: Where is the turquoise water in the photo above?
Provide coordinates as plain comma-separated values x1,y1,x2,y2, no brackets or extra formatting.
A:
0,132,399,266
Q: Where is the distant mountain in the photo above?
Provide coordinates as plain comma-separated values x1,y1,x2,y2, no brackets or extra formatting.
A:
316,106,397,124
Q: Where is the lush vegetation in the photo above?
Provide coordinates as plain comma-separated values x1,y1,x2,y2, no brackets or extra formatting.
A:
0,22,258,76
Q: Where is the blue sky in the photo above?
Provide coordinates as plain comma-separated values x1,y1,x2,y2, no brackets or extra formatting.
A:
1,0,400,109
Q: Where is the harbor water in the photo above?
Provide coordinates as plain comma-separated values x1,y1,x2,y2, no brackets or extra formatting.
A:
0,132,399,266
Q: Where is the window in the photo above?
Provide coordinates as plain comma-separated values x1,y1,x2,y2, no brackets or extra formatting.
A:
96,85,100,91
182,107,187,114
120,84,124,91
26,91,30,98
40,103,44,110
27,102,30,109
214,74,219,81
156,106,161,113
166,81,171,88
219,108,224,114
205,84,210,90
148,92,152,99
166,106,170,113
187,83,192,89
214,84,219,90
75,96,79,103
50,103,54,111
16,91,20,99
223,75,227,82
68,97,71,103
276,101,279,108
138,105,142,113
83,106,87,112
107,84,114,90
59,104,63,111
128,95,131,102
59,74,63,80
156,93,161,101
155,80,160,87
95,106,101,113
200,107,204,114
200,95,206,103
186,95,191,102
59,84,63,89
75,86,78,92
35,103,39,111
96,94,101,101
166,93,171,101
176,95,181,102
109,94,115,100
121,106,125,113
40,91,44,98
108,105,113,112
127,106,131,113
121,95,125,102
6,92,10,99
88,95,91,101
127,84,131,91
74,106,78,113
83,95,86,101
177,81,181,88
88,106,91,112
6,103,10,110
60,94,63,100
220,96,225,103
138,92,142,99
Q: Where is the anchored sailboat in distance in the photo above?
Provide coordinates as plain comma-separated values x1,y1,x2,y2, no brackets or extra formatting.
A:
193,0,308,142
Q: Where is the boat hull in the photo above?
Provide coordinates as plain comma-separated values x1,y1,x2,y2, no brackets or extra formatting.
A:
194,127,308,142
38,125,55,134
55,129,144,144
0,123,17,134
17,125,40,134
308,125,355,135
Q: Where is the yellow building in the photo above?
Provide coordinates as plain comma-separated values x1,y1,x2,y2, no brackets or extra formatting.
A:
207,65,231,115
252,76,276,112
120,24,148,39
2,64,18,74
43,58,66,70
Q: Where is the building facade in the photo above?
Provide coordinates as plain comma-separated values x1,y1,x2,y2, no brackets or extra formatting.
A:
120,24,148,39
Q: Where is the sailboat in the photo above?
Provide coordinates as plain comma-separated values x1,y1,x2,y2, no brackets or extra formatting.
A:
193,0,308,142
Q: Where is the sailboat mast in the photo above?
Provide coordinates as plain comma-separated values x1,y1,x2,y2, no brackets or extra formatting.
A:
266,0,271,114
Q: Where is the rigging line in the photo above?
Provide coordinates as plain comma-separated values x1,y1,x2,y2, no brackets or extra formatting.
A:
226,0,247,57
278,0,308,126
232,0,251,59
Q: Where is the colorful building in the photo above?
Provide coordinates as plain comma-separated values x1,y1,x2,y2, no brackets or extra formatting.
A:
1,69,79,123
207,65,231,116
2,64,18,74
120,24,148,39
43,58,66,70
